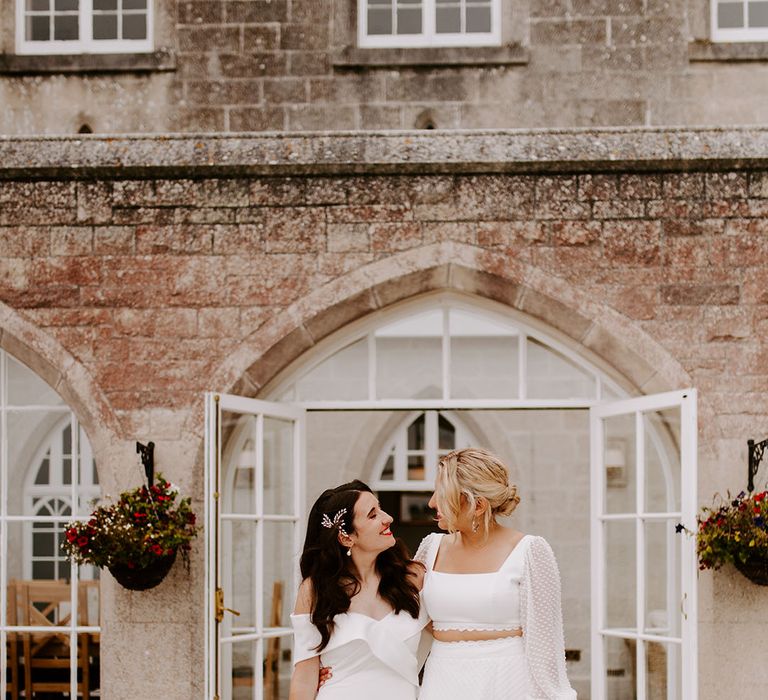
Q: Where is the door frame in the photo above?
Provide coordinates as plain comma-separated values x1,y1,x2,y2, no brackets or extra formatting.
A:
590,389,698,700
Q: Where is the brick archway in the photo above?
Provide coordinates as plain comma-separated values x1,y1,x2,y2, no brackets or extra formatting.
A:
0,300,120,459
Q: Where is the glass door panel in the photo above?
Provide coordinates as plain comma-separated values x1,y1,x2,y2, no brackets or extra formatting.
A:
206,394,304,700
591,390,697,700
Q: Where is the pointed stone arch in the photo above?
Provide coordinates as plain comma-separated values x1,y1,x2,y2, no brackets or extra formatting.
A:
209,242,692,405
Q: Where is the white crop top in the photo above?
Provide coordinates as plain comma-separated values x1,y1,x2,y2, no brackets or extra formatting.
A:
415,532,577,700
420,532,527,632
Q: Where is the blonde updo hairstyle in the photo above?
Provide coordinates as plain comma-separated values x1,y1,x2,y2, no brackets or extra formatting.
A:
435,447,520,537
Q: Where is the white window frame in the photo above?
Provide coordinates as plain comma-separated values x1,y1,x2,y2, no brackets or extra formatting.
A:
204,393,305,700
0,349,101,700
590,389,698,700
16,0,154,55
711,0,768,42
358,0,502,48
275,293,611,410
371,409,477,491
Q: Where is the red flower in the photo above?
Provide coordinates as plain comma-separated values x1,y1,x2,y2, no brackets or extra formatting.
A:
77,536,89,547
755,492,767,503
133,512,147,520
754,506,762,514
66,529,78,543
151,544,164,555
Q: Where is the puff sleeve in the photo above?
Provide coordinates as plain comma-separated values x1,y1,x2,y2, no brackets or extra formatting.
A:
413,533,437,570
520,536,577,700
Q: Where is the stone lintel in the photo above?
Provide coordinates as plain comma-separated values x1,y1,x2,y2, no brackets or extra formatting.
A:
2,127,768,180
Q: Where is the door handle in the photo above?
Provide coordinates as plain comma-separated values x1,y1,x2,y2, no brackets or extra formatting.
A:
215,588,241,623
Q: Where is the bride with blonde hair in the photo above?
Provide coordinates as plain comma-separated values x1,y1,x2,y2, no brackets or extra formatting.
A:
416,447,576,699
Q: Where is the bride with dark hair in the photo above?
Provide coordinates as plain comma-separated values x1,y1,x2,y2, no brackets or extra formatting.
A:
289,480,429,700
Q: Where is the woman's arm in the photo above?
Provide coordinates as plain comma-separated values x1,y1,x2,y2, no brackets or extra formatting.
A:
520,537,577,700
289,579,322,700
289,656,321,700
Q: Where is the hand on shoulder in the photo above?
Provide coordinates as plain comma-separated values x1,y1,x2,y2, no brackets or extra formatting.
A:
407,560,426,591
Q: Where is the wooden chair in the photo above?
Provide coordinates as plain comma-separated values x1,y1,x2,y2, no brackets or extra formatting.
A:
263,580,284,700
4,580,20,700
16,580,91,699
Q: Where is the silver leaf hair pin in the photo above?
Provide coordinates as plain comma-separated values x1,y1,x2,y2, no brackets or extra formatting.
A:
321,507,349,538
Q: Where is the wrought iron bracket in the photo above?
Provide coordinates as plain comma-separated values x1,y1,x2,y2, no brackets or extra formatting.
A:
136,440,155,489
747,437,768,492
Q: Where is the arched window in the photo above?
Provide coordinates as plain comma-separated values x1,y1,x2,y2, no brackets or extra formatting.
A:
24,417,99,580
371,410,477,490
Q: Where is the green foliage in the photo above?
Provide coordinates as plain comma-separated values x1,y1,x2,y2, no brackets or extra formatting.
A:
696,489,768,570
62,473,199,571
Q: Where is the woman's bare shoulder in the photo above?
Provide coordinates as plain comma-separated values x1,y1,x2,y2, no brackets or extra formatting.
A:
293,578,315,614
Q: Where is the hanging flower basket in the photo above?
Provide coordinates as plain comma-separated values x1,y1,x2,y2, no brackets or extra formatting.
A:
733,555,768,586
108,550,178,591
62,473,199,591
693,489,768,586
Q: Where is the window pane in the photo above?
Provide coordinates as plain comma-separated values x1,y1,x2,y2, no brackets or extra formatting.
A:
397,7,422,33
35,453,51,485
436,6,461,32
375,310,442,399
32,561,56,579
438,414,455,450
749,1,768,26
124,0,147,8
381,454,394,480
263,417,295,515
53,14,78,39
450,310,518,399
407,454,425,480
606,520,635,629
123,13,147,40
7,356,64,406
527,338,596,399
27,15,50,41
644,407,681,514
466,5,492,32
407,414,425,450
603,413,636,515
368,8,393,34
27,0,50,10
718,1,745,27
93,13,118,40
55,0,78,10
93,0,117,8
645,520,681,638
295,337,368,401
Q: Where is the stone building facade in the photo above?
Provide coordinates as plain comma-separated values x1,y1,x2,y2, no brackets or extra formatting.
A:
1,0,768,134
2,130,768,699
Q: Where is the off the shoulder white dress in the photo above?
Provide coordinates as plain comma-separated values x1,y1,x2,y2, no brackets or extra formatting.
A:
291,606,429,699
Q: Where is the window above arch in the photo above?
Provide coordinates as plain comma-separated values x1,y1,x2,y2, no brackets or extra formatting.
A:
372,410,477,490
277,295,618,407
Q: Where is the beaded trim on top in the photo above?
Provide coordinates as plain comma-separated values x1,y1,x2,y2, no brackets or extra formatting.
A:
321,507,349,539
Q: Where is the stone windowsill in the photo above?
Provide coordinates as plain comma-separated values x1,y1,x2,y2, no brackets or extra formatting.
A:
0,49,176,75
332,44,529,69
688,40,768,62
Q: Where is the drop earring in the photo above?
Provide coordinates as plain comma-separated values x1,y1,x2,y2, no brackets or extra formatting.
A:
347,546,352,556
472,517,479,533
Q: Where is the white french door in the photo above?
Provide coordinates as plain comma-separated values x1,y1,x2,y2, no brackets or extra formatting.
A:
590,390,697,700
205,393,305,700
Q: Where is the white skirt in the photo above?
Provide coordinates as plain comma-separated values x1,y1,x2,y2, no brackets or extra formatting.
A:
419,637,529,700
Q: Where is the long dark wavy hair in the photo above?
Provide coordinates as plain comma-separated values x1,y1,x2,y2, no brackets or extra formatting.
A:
299,480,421,651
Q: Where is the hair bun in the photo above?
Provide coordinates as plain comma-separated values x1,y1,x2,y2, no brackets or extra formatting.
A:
493,483,520,517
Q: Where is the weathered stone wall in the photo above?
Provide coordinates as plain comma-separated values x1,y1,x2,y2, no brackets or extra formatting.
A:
2,0,768,134
2,130,768,697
